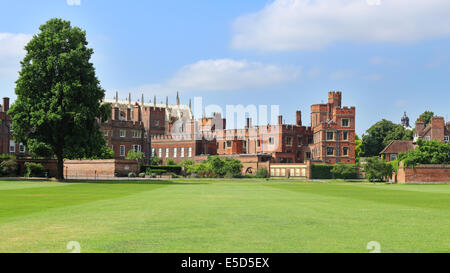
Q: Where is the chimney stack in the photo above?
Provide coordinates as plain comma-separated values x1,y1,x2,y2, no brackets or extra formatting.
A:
113,107,120,120
2,97,9,112
126,108,131,121
246,118,252,128
296,111,302,126
278,115,283,125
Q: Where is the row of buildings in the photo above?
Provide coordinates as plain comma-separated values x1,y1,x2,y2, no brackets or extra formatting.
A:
1,92,357,170
99,91,357,169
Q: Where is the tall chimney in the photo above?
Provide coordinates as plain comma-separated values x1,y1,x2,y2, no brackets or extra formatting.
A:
113,107,120,120
296,111,302,126
278,115,283,125
246,118,252,128
2,97,9,112
126,108,131,121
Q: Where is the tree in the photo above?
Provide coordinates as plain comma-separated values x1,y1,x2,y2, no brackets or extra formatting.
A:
419,111,434,126
9,19,110,180
363,157,394,182
149,156,163,166
355,134,363,164
361,119,413,157
331,163,358,179
399,139,450,168
166,158,177,166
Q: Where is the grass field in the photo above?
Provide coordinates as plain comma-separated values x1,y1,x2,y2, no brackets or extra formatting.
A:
0,179,449,253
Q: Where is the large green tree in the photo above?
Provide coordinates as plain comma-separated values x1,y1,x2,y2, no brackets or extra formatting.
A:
9,18,110,180
361,119,413,157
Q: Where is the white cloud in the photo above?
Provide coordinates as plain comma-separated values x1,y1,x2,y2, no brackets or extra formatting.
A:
117,59,301,98
0,33,32,79
231,0,450,51
67,0,81,6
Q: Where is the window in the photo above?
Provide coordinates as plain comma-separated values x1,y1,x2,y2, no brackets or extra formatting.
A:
269,137,274,144
297,137,302,147
165,148,169,158
343,131,348,141
132,145,141,152
223,142,226,149
257,140,261,147
188,147,192,158
342,119,350,127
152,148,155,157
226,141,232,148
158,148,162,157
445,136,449,143
9,140,15,153
425,136,431,141
19,143,25,153
327,132,334,140
173,148,177,158
155,120,160,127
104,130,109,136
120,145,126,157
390,154,398,161
181,148,185,157
296,151,301,159
120,130,126,138
343,147,349,156
306,152,311,160
286,137,292,146
133,130,142,138
326,147,334,156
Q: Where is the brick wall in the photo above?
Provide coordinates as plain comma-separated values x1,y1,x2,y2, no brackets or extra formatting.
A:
64,159,140,178
397,162,450,184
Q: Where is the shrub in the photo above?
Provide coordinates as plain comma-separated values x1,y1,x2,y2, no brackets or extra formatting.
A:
128,172,136,178
166,159,177,166
363,157,394,182
148,156,163,166
255,167,269,178
311,164,333,179
0,159,18,176
126,150,144,161
139,172,146,178
330,163,358,179
24,162,46,177
0,154,16,160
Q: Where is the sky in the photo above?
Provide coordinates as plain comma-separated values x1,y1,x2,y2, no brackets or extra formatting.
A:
1,0,449,135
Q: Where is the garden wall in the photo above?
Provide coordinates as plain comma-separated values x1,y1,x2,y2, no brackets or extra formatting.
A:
397,162,450,184
16,159,58,177
64,159,140,179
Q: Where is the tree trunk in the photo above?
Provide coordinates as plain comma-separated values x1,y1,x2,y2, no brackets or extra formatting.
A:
56,147,64,181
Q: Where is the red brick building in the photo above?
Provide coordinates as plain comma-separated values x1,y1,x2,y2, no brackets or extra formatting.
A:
147,91,356,166
0,97,26,156
380,116,450,161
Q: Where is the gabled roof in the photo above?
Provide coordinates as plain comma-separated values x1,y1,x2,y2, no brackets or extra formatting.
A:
380,140,415,155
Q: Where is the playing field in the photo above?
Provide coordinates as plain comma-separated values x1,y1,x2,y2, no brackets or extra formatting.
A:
0,179,449,253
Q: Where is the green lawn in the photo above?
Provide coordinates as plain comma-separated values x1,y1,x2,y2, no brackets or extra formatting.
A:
0,179,449,253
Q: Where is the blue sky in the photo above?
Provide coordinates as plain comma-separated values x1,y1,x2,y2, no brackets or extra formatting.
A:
1,0,449,135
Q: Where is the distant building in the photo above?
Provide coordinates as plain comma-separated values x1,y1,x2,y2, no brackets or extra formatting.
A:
0,97,25,156
381,116,450,161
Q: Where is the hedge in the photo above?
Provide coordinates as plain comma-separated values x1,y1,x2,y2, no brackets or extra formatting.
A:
143,165,182,175
311,164,333,179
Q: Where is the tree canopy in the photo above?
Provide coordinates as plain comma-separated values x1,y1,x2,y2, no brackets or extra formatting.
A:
399,139,450,168
9,18,110,179
361,119,413,157
419,111,434,125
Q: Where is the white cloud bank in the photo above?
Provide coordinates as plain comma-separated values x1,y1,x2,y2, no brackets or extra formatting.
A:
122,59,301,97
0,33,32,79
67,0,81,6
231,0,450,51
